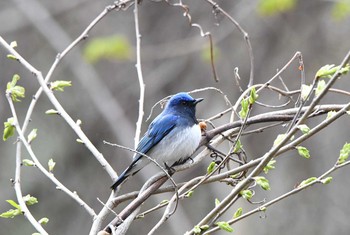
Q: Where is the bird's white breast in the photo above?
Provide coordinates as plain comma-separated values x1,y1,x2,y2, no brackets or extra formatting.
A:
147,124,202,166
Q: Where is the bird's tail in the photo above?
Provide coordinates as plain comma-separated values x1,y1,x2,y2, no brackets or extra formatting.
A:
111,156,143,190
111,171,128,190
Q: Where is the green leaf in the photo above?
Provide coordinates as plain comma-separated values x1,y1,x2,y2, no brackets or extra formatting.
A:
3,117,16,141
45,109,59,115
0,209,21,218
185,190,194,198
10,41,17,48
337,142,350,164
273,134,287,147
315,80,326,97
258,0,297,16
233,139,243,153
23,194,38,206
296,146,310,159
321,177,333,185
7,54,17,60
38,217,49,225
50,80,72,92
207,162,216,174
263,159,276,174
239,98,249,119
327,110,337,120
193,225,201,234
298,177,317,188
240,189,253,200
158,200,168,205
233,207,243,218
332,1,350,20
215,198,220,207
216,221,234,233
84,35,132,63
297,124,310,134
48,158,56,172
200,225,209,231
300,84,312,101
315,64,350,79
6,74,25,102
248,87,259,104
22,159,35,166
254,176,271,190
27,129,38,144
6,200,20,209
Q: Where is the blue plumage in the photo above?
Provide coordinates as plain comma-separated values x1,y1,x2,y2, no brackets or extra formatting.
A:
111,92,203,190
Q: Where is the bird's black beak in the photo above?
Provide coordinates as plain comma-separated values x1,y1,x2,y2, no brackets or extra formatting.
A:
193,98,204,105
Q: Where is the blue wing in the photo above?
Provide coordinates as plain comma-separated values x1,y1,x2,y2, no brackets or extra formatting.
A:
136,114,177,155
111,114,177,189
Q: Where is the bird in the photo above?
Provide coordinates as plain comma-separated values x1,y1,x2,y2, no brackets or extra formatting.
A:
111,92,203,190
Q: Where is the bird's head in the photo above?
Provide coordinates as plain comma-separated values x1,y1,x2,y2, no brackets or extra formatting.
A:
165,92,203,119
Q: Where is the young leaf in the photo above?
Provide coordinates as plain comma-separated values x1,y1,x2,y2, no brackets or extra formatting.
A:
298,177,317,188
315,80,326,97
185,190,194,198
240,189,253,200
207,162,216,174
159,200,169,205
45,109,59,115
300,84,312,101
48,158,56,172
38,217,49,225
193,225,201,234
337,143,350,164
50,80,72,92
263,159,276,174
22,159,35,166
296,146,311,159
315,64,350,79
27,129,38,144
297,124,310,134
23,194,38,206
233,139,242,153
239,98,249,119
321,177,333,185
3,117,16,141
200,225,209,231
233,207,243,218
6,200,20,209
273,134,287,147
6,74,25,102
216,221,234,232
326,110,337,119
254,176,271,190
7,54,17,60
10,41,17,48
248,87,259,104
0,209,21,218
215,198,220,207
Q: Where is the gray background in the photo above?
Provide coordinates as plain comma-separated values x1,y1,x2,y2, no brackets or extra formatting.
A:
1,0,350,234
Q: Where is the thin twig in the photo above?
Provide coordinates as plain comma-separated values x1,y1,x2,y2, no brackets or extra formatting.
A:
203,160,350,234
133,0,145,146
206,0,254,87
5,93,96,218
0,36,118,181
6,94,48,235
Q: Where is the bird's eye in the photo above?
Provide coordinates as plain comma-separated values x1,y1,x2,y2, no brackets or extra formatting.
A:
182,101,187,106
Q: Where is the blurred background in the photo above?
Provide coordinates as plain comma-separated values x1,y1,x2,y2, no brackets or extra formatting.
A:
1,0,350,234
